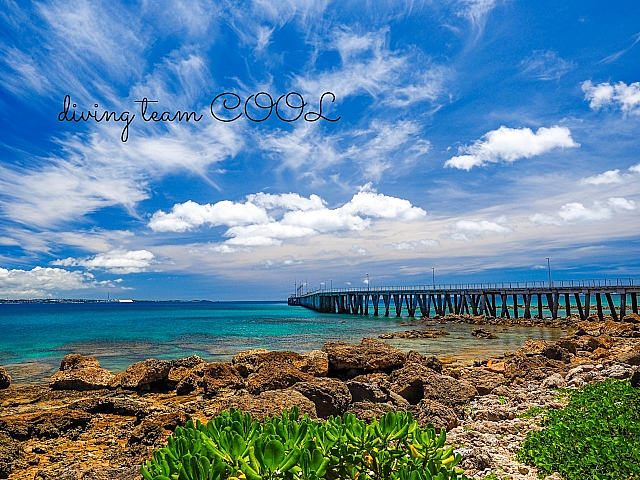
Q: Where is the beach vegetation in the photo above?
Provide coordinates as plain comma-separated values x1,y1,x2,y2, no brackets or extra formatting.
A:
141,407,472,480
515,378,640,479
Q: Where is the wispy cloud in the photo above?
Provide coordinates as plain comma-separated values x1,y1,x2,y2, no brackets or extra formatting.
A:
444,125,578,170
519,50,575,81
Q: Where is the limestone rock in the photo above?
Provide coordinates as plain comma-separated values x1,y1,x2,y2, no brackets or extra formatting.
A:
631,366,640,388
207,389,317,420
406,351,443,373
411,399,458,431
50,367,115,391
388,362,436,404
323,338,406,373
59,354,101,371
0,409,92,440
128,412,189,447
617,347,640,366
247,362,312,394
170,355,205,369
202,363,246,397
0,432,23,478
460,369,505,396
346,381,389,404
541,373,567,389
232,350,305,377
346,402,401,424
422,375,477,413
111,359,171,390
0,367,10,390
517,339,549,356
294,378,351,418
601,364,631,379
471,328,498,339
299,350,329,377
175,363,208,395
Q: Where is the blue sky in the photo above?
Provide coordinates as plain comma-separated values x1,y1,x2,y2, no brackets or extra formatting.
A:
0,0,639,300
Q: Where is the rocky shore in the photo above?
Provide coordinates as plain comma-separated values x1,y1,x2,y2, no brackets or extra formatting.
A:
1,314,640,480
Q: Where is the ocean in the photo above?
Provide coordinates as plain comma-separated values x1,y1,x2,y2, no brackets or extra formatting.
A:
0,301,571,384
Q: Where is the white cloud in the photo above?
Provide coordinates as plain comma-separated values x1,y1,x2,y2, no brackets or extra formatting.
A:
350,244,369,256
0,266,110,298
581,169,623,185
530,197,637,226
149,200,270,232
452,219,513,236
52,249,155,274
384,239,440,250
629,163,640,174
456,0,497,30
150,187,427,249
582,80,640,114
444,125,578,170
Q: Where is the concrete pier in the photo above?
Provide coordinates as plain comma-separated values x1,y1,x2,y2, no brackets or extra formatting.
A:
288,279,640,321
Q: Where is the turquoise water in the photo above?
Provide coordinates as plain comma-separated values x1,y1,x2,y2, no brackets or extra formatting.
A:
0,301,570,383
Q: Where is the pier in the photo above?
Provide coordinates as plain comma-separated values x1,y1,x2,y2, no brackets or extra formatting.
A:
288,279,640,321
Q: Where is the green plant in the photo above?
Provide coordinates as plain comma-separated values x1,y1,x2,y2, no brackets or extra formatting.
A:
497,396,506,405
516,406,545,419
141,408,473,480
516,379,640,480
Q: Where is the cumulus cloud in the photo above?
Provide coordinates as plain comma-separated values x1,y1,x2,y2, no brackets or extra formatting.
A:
150,186,427,248
630,163,640,173
530,197,637,225
52,249,155,274
581,169,624,185
444,125,578,170
0,266,111,298
582,80,640,114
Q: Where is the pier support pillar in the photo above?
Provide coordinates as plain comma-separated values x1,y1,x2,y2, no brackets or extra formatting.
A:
605,293,618,321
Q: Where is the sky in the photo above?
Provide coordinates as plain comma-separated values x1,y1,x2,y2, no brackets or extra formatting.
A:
0,0,639,300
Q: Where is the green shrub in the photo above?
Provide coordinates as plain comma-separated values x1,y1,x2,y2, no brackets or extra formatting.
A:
141,408,472,480
515,379,640,479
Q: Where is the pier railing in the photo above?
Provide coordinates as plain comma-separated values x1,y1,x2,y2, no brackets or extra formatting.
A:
302,278,637,296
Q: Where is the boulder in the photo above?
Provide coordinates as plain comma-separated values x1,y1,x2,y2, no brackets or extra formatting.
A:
128,411,189,447
617,347,640,366
170,355,205,369
504,355,566,382
406,351,443,373
299,350,329,377
541,373,567,389
540,344,571,362
411,399,458,431
576,334,613,352
175,363,208,396
294,378,352,418
202,363,246,397
623,313,640,324
388,362,438,404
517,339,549,356
59,354,101,371
0,367,10,390
577,320,636,337
460,369,505,395
111,359,171,390
207,389,317,420
247,362,312,394
346,381,389,404
50,367,115,391
232,350,305,377
323,338,406,373
601,364,631,379
422,375,477,414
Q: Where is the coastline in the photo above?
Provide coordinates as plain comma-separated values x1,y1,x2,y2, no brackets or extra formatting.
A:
1,313,639,480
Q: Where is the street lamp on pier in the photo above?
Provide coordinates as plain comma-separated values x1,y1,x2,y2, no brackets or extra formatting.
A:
546,258,552,288
432,267,435,288
366,273,369,293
